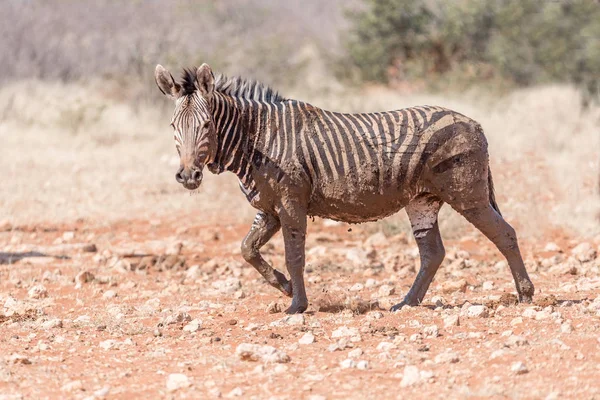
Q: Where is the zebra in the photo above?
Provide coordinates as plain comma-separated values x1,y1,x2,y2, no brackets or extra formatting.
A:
155,63,534,314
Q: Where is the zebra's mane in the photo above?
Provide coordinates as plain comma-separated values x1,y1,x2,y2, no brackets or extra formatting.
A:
180,68,285,102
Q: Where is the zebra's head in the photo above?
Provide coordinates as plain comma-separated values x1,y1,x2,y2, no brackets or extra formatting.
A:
155,64,217,190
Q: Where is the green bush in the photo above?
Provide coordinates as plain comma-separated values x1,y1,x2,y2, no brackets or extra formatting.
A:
345,0,600,101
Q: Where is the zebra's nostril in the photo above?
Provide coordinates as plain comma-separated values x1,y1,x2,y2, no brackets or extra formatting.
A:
175,166,185,183
191,169,202,182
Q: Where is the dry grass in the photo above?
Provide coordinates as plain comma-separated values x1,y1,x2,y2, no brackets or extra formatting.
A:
0,77,598,238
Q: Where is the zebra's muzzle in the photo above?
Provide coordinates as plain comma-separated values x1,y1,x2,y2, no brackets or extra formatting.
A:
175,165,203,190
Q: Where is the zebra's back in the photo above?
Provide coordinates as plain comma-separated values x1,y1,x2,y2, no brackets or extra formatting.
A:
264,103,484,222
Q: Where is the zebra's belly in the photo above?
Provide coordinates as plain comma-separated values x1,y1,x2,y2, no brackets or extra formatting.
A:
308,184,411,223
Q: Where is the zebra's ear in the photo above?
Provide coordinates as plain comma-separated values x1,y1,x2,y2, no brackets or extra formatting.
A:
155,65,181,99
196,63,214,98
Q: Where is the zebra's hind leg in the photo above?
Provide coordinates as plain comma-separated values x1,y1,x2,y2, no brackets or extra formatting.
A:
459,204,534,303
391,194,444,312
241,212,292,297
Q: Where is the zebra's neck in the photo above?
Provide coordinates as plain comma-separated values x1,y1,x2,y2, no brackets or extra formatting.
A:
208,93,270,190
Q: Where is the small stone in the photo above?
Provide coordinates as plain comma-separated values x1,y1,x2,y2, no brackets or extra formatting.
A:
82,243,97,253
505,335,529,347
212,278,241,294
236,343,290,363
378,284,395,297
366,311,384,320
544,242,561,252
377,342,395,351
443,314,460,328
535,294,558,307
185,265,201,280
99,340,118,350
298,332,315,345
467,305,489,318
441,279,467,294
365,278,377,288
102,290,117,299
162,311,192,326
511,361,529,375
75,270,95,287
166,373,191,392
28,284,48,299
282,314,305,326
332,326,359,338
423,325,439,338
340,359,356,369
8,354,31,365
348,348,363,358
430,295,446,307
522,307,538,319
434,351,459,364
93,386,110,398
266,302,282,314
183,319,202,332
62,231,75,241
61,380,83,392
571,242,596,262
356,360,369,370
350,283,364,292
560,322,573,333
41,319,63,329
400,365,421,387
226,387,243,398
482,281,495,291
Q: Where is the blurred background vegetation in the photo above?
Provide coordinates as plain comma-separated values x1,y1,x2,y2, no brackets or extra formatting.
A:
345,0,600,103
1,0,598,103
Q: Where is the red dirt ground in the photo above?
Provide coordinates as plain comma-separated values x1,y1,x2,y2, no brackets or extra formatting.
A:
1,216,600,399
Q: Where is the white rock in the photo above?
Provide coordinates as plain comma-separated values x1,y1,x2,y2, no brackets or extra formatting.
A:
340,358,356,369
183,319,202,332
331,326,359,338
505,335,529,347
212,278,241,294
102,290,117,300
423,325,439,338
348,348,363,358
522,308,538,318
467,305,489,318
443,314,460,328
226,387,243,398
61,380,82,392
185,265,202,280
560,322,573,333
544,242,561,252
28,285,48,299
62,231,75,241
378,284,395,297
482,281,495,291
298,332,315,345
365,278,378,288
511,361,528,374
571,242,596,262
162,311,192,325
356,360,369,370
73,315,92,325
377,341,395,351
41,319,63,329
236,343,290,363
434,351,459,364
367,311,384,320
400,365,421,387
431,295,446,307
282,313,305,326
350,283,364,292
99,340,118,350
166,373,191,392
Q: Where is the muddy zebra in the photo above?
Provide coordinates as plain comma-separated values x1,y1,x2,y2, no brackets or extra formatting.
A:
155,64,534,314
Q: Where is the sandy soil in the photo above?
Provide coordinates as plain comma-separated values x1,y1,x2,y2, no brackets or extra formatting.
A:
1,214,599,400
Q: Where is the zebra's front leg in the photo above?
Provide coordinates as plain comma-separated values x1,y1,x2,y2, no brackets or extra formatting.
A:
241,212,292,297
279,208,308,314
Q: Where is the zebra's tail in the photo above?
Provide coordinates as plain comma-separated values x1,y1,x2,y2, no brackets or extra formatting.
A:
488,167,502,216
